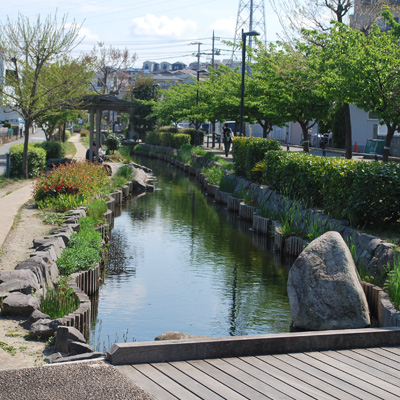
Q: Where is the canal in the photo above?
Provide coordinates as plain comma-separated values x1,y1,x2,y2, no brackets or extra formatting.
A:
90,158,292,349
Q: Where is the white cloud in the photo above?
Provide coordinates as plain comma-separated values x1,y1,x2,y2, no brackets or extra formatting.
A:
208,18,236,38
76,26,100,41
131,14,197,38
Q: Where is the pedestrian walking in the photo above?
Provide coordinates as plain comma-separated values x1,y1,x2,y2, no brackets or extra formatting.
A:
222,123,234,157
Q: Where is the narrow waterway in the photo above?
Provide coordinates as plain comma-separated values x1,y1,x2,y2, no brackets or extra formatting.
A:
90,158,292,349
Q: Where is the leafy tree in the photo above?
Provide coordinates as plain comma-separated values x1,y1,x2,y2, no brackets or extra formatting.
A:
127,74,159,140
0,13,92,177
305,11,400,161
253,42,330,144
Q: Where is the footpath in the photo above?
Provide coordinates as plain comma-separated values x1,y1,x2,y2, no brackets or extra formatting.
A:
0,134,87,249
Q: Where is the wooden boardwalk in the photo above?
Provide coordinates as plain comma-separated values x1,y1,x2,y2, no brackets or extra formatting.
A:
117,346,400,399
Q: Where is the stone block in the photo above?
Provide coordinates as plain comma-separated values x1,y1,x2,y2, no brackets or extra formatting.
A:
1,292,40,316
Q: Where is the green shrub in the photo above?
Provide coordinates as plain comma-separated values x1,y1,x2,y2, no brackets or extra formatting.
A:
173,134,191,148
35,141,66,160
145,131,161,145
263,151,400,226
33,161,110,208
86,199,108,226
180,128,204,146
203,166,225,186
232,137,282,181
160,131,175,147
105,133,121,152
57,217,102,275
159,126,178,133
115,165,134,180
9,144,46,178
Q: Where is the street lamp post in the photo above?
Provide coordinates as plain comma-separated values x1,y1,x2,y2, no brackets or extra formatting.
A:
239,29,260,137
195,69,207,145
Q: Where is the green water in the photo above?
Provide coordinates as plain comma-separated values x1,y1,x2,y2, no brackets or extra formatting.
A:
90,158,291,347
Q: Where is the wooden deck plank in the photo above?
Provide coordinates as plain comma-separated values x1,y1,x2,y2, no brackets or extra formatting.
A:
132,363,202,400
168,360,248,400
291,352,396,400
325,350,400,387
187,359,270,400
220,357,308,400
379,346,400,357
274,353,365,399
306,351,400,398
366,347,400,363
257,354,349,400
334,349,400,379
351,348,400,371
116,365,178,400
151,362,226,400
247,355,339,400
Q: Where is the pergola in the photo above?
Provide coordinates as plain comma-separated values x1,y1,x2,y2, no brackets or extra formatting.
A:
77,95,135,161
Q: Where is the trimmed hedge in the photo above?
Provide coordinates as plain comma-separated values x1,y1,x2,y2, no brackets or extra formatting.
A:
263,151,400,226
232,137,282,181
160,126,178,133
173,133,191,148
34,141,66,160
9,144,46,178
145,131,191,149
179,128,204,146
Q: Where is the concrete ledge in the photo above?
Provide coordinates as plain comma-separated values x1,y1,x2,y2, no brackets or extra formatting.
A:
106,327,400,365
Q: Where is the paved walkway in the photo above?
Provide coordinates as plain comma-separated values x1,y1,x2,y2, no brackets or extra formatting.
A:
0,134,86,249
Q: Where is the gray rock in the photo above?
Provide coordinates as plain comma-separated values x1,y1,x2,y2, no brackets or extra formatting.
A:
34,238,65,259
68,341,93,355
23,310,51,329
1,292,40,316
30,318,64,339
287,231,370,331
155,331,211,341
45,229,73,246
55,326,86,353
30,247,58,264
15,257,52,287
0,270,40,296
44,352,63,364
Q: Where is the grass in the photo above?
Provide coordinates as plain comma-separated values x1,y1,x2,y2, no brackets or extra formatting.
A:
384,250,400,310
0,341,17,355
64,141,77,158
40,277,80,320
37,211,65,225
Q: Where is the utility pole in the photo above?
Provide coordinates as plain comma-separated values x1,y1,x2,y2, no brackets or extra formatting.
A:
191,42,203,71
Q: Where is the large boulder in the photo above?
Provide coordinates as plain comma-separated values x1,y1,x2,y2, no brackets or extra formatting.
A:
0,270,40,297
29,318,64,339
15,256,57,287
0,292,40,316
287,231,370,331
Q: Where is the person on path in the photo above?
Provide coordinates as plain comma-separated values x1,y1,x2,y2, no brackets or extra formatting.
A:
86,142,104,163
222,123,234,157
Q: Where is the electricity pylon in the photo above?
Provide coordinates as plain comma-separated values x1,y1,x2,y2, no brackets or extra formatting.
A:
232,0,267,60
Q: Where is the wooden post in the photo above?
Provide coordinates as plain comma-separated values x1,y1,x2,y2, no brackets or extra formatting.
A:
89,107,95,161
96,107,101,161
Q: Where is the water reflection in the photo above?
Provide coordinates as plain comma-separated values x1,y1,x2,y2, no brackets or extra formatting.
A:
90,157,292,345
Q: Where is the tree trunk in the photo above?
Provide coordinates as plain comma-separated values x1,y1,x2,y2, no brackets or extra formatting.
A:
300,122,309,152
343,102,352,159
383,124,396,163
22,119,31,179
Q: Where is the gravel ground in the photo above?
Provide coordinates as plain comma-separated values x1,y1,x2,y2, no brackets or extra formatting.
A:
0,360,154,400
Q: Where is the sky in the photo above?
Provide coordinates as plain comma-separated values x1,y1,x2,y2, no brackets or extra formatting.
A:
0,0,283,67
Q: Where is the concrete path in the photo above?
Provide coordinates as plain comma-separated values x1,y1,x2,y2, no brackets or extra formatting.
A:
0,134,85,249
